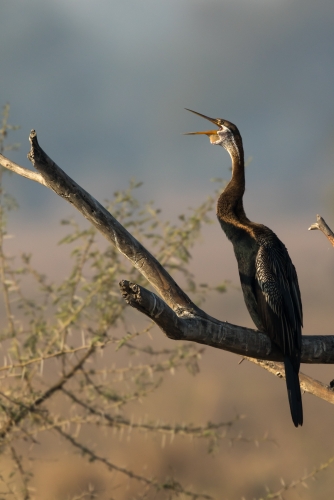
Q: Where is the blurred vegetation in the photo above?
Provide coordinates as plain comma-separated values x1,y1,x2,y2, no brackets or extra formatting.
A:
0,105,333,500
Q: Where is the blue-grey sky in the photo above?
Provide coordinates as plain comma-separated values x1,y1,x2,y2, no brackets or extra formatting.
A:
1,0,334,333
2,1,334,213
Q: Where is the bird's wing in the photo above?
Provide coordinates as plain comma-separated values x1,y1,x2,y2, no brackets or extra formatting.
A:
254,239,302,357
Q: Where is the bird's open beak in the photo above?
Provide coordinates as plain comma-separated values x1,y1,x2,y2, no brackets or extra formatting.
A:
183,109,221,139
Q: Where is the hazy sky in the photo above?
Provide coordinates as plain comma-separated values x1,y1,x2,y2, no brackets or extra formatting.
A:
2,1,334,214
1,1,334,330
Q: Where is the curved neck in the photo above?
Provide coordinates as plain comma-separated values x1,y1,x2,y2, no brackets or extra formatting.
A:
217,139,248,226
228,144,245,196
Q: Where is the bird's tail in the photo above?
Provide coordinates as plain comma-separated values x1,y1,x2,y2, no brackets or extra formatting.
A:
284,356,303,427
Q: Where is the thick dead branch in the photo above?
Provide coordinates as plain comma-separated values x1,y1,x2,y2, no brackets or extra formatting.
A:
26,130,196,315
0,130,334,406
119,280,334,363
309,214,334,247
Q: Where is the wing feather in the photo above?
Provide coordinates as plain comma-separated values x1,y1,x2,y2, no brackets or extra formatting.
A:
255,237,302,359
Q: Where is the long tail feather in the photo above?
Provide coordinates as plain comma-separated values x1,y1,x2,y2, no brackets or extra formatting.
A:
284,356,303,427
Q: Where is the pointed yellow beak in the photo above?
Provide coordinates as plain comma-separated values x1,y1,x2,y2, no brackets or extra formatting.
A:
183,109,221,143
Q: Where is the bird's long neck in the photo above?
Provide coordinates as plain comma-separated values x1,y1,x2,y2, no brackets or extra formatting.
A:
217,139,248,228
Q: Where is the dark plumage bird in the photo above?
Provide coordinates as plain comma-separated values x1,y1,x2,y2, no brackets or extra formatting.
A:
185,109,303,427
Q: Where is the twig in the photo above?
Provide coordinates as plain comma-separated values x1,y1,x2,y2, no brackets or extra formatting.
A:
258,455,334,499
0,154,46,185
0,343,95,439
51,422,213,500
10,446,30,500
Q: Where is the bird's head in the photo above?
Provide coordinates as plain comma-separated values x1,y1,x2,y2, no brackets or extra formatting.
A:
184,109,242,154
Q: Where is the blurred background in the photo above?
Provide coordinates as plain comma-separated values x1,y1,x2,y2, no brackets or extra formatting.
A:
1,1,334,498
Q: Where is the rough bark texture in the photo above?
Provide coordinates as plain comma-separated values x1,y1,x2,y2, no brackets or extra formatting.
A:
0,130,334,405
119,280,334,363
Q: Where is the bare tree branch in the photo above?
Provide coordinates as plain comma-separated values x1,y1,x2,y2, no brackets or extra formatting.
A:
118,280,334,363
309,214,334,248
0,130,334,407
244,358,334,404
25,129,197,315
120,280,334,404
0,153,46,186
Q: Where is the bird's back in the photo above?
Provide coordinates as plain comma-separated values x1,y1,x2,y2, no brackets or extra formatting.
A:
226,221,302,354
227,220,303,426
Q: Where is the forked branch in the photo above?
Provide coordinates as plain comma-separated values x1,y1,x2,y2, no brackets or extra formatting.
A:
0,130,333,405
309,214,334,248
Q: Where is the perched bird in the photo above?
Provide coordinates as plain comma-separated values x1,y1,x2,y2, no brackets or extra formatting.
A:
185,109,303,427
